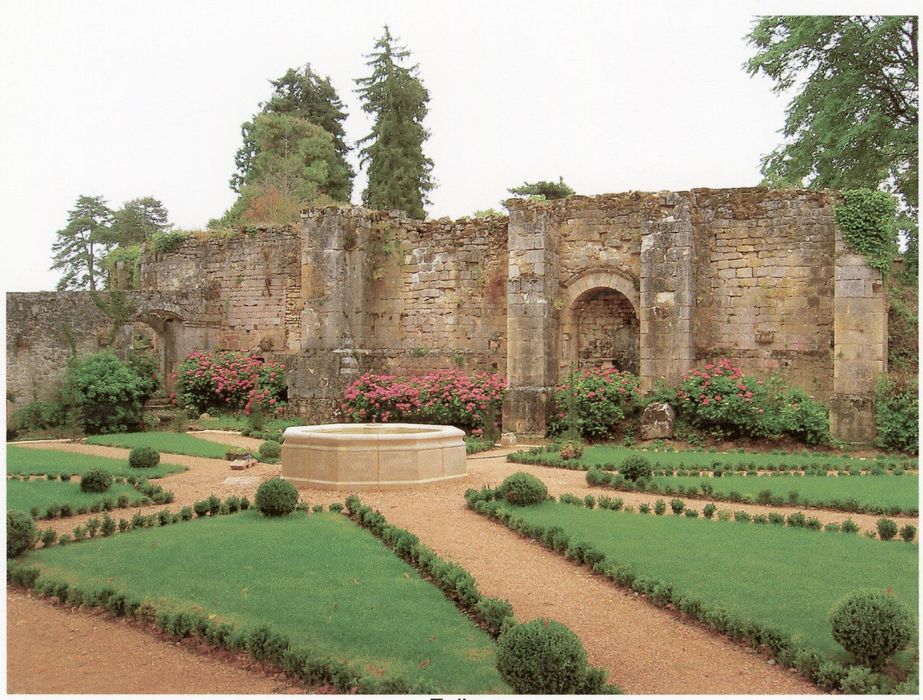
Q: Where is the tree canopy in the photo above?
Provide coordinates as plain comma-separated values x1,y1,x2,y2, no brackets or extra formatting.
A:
232,64,353,199
508,177,575,200
355,26,434,219
745,16,918,214
103,197,170,246
50,195,114,291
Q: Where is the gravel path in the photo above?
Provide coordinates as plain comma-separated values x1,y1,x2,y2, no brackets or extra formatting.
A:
9,440,914,693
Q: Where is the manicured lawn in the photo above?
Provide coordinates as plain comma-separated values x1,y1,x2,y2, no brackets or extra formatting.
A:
85,432,237,459
650,473,919,512
19,512,507,693
6,446,184,478
191,414,302,433
498,501,918,665
512,444,917,471
7,479,142,515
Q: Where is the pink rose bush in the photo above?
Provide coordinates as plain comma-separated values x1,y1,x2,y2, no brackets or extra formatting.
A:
340,369,506,432
548,367,642,440
176,351,287,416
677,358,828,443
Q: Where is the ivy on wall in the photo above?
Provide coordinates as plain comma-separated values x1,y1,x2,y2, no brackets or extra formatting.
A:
833,189,898,275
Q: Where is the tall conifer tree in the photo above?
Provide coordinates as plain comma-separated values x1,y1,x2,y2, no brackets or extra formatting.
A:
355,26,434,219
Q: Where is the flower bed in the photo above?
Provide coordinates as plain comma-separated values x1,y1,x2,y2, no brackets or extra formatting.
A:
175,351,287,416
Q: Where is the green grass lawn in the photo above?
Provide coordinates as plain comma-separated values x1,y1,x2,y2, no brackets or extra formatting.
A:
191,414,302,433
498,501,918,666
85,432,238,459
512,444,917,471
7,479,143,515
6,446,184,478
19,512,507,693
649,473,919,512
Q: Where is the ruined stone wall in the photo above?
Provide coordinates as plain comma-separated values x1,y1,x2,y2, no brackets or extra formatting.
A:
139,227,301,354
5,293,113,407
692,189,836,401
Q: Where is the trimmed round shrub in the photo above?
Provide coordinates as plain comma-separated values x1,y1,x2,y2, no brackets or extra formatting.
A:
499,472,548,506
80,469,113,493
496,618,591,693
129,446,161,469
559,440,583,460
620,455,652,482
876,518,898,541
258,440,282,460
7,510,38,558
829,589,914,669
254,478,299,517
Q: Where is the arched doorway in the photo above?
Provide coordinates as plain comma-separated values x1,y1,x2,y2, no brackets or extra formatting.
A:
134,309,185,391
560,270,640,375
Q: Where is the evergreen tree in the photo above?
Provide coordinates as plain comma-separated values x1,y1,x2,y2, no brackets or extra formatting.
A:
105,197,170,246
508,177,575,200
356,26,434,219
232,64,353,199
50,195,114,291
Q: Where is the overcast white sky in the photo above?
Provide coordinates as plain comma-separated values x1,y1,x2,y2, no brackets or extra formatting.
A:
0,0,916,292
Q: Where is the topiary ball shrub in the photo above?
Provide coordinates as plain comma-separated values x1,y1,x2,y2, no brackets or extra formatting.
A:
129,446,161,469
7,510,38,558
80,469,113,493
496,618,594,693
258,440,282,460
499,472,548,506
620,455,652,482
559,440,584,460
829,589,914,670
254,478,299,517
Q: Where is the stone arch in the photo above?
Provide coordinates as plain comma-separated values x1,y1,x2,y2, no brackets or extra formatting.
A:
560,269,640,374
132,309,186,391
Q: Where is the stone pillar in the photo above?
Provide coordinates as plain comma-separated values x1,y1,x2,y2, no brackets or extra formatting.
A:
639,193,695,390
503,203,560,435
831,231,888,443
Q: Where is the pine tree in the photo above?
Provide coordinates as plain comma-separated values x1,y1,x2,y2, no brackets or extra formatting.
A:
105,197,170,246
356,26,434,219
232,64,353,200
50,195,114,291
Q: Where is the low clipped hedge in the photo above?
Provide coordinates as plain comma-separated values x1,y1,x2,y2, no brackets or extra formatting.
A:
344,495,516,638
464,493,911,695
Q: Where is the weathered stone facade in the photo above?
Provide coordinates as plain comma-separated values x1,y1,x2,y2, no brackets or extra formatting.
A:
5,188,888,442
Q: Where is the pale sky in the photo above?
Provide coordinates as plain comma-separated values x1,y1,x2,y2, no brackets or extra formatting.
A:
0,0,915,293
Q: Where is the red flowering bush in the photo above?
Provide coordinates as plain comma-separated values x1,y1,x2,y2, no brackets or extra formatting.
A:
548,368,641,440
677,358,828,442
176,351,287,416
340,369,506,432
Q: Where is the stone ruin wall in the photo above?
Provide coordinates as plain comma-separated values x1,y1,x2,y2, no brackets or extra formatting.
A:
5,187,888,441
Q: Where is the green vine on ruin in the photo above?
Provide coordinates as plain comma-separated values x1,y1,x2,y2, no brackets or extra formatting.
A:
833,189,898,276
91,290,138,343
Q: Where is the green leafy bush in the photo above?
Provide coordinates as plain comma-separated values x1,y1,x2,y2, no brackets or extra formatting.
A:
7,511,38,557
499,472,548,505
129,446,160,469
653,498,666,515
496,618,601,693
776,387,830,445
899,523,916,542
829,590,914,669
258,440,282,460
255,478,299,517
833,188,898,274
620,455,652,482
669,498,685,515
874,374,918,454
702,503,717,519
80,469,113,493
876,518,898,541
547,367,641,440
13,400,63,431
60,351,151,434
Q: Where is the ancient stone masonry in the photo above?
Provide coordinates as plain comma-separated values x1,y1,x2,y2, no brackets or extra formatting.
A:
5,188,888,442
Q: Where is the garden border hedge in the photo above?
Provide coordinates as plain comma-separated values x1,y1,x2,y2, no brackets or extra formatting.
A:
464,490,917,695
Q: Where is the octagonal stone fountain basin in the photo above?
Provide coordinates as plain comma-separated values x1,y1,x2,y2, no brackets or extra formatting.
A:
280,423,466,490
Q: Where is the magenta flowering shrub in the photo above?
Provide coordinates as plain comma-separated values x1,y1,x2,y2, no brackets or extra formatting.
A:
176,351,287,416
340,369,507,433
547,367,642,440
677,358,828,442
